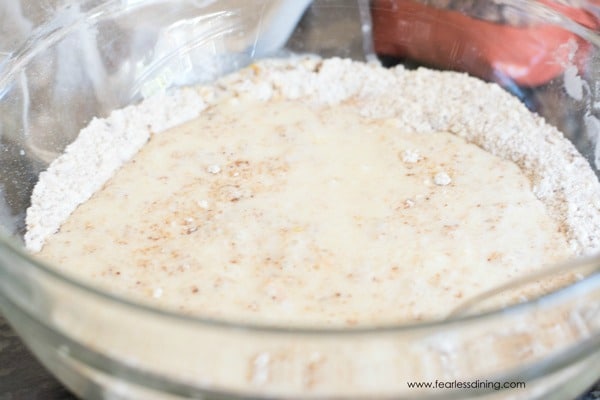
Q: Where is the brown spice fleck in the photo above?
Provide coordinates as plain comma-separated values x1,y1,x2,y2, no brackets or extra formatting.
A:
487,252,502,262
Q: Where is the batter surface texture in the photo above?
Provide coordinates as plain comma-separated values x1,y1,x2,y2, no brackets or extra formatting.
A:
26,58,600,325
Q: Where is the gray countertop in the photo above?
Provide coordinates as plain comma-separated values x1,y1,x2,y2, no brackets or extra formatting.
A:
0,315,74,400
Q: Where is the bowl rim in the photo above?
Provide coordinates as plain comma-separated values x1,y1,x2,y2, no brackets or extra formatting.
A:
2,277,598,399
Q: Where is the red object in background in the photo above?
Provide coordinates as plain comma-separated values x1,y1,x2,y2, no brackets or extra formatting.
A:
372,0,599,87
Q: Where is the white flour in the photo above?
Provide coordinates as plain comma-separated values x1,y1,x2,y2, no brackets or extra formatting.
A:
25,57,600,256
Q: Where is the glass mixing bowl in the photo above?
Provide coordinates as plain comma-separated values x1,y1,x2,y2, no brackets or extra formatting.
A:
0,0,599,399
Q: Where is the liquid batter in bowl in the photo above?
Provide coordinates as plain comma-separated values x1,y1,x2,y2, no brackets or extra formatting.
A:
25,57,600,325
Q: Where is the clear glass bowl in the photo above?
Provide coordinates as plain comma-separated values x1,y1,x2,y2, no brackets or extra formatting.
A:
0,1,599,399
